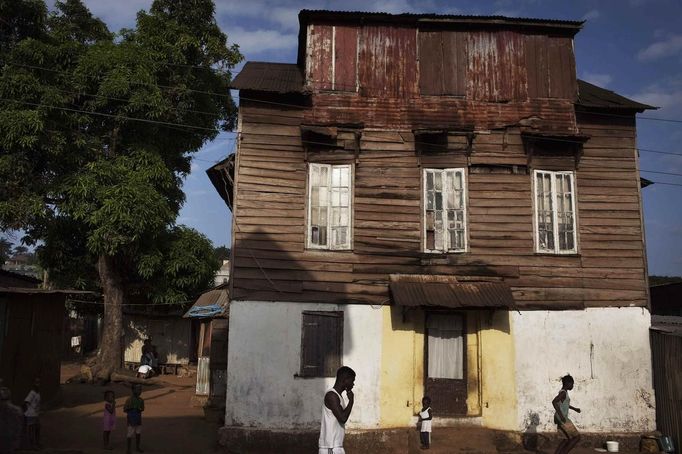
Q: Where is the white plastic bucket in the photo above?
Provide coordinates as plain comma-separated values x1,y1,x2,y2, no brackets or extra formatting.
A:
606,440,619,452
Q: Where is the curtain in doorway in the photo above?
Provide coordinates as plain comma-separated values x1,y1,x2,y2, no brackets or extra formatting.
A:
427,314,464,379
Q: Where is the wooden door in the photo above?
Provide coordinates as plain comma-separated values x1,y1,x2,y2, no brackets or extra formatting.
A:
425,313,467,416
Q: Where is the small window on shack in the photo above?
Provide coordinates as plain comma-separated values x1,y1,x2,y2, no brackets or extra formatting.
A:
533,170,578,254
307,163,352,250
423,168,467,253
299,311,343,378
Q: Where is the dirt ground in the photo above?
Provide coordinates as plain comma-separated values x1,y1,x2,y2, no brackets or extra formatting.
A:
30,362,223,454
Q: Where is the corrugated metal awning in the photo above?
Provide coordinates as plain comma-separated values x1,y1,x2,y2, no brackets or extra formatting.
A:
183,284,229,318
389,275,515,309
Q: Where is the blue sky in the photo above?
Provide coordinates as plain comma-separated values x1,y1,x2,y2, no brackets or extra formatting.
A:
61,0,682,275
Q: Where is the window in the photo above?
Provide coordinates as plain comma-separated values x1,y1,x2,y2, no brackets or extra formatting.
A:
423,168,467,253
534,170,578,254
299,311,343,378
307,164,352,250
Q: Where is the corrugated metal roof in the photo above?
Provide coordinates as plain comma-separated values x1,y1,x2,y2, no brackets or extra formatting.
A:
577,79,656,111
229,63,656,115
651,315,682,337
389,275,515,309
183,284,229,318
231,62,304,94
299,10,584,31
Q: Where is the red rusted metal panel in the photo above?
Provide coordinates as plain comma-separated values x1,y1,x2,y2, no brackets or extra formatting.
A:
419,31,444,95
525,35,549,98
467,31,527,102
359,26,418,98
333,26,358,92
442,31,467,95
548,37,576,100
307,24,333,91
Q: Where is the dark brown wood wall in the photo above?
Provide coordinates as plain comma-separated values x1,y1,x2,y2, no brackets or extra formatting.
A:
230,100,647,309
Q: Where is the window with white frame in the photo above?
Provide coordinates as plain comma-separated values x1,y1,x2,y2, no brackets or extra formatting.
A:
423,168,467,253
534,170,578,254
307,163,352,250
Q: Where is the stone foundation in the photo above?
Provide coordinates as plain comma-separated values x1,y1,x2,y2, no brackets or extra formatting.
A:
218,426,646,453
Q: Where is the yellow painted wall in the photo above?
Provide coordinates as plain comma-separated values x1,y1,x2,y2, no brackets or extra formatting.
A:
379,306,424,427
379,308,517,430
479,310,518,430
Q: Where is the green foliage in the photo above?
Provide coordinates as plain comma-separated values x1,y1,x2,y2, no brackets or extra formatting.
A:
650,275,682,286
0,0,241,302
0,237,12,263
213,245,231,262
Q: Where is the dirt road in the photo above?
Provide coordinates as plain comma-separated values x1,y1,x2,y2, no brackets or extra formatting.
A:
36,363,222,454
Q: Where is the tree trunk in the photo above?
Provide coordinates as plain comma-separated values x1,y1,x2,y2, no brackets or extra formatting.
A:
96,254,124,380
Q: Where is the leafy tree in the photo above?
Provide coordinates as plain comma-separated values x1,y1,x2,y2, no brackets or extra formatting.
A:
649,275,682,286
0,237,12,263
0,0,241,378
213,245,231,262
13,245,28,255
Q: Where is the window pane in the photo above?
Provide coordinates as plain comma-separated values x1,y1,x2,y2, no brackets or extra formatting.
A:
555,174,575,252
536,172,555,251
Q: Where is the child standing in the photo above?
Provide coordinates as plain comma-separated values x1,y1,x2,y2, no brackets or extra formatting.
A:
124,385,145,454
418,396,433,450
103,390,116,450
552,374,581,454
23,379,41,450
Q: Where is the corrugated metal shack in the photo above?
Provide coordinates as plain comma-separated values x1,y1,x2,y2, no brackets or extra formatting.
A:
650,316,682,453
0,271,92,405
184,283,229,402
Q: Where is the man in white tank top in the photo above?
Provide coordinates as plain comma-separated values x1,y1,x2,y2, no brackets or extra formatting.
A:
319,366,356,454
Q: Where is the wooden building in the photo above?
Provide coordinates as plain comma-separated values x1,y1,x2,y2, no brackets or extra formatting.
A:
210,10,657,450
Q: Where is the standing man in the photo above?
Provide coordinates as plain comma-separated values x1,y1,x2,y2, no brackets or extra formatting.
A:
319,366,355,454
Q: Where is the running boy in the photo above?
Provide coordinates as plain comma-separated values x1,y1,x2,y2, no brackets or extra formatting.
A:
418,396,433,450
552,374,581,454
124,385,145,453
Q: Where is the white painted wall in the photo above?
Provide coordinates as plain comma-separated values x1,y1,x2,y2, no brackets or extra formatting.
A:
512,307,655,433
225,300,383,430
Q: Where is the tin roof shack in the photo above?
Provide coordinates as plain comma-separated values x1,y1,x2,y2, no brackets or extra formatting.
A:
123,303,192,374
183,284,229,404
0,271,91,405
214,9,657,451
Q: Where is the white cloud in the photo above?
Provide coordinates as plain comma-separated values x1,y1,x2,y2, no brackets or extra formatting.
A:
493,9,521,17
82,0,151,31
582,72,613,87
637,34,682,61
628,86,682,111
228,27,298,57
581,10,600,21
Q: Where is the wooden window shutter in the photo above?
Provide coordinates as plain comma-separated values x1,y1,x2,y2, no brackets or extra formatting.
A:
300,311,343,377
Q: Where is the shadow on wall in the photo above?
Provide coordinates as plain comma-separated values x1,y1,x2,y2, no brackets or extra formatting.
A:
230,227,363,427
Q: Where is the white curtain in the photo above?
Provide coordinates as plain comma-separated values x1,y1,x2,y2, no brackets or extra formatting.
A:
427,314,464,379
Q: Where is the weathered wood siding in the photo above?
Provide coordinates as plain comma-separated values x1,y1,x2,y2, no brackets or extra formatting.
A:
230,99,647,309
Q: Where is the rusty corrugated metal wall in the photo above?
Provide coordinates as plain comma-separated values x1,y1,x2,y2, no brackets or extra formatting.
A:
304,23,579,132
650,330,682,451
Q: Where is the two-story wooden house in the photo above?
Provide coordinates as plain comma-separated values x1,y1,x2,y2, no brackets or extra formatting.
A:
209,9,656,448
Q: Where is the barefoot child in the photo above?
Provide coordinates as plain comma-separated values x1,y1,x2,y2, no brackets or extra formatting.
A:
124,384,145,453
103,390,116,450
418,396,433,450
552,374,581,454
